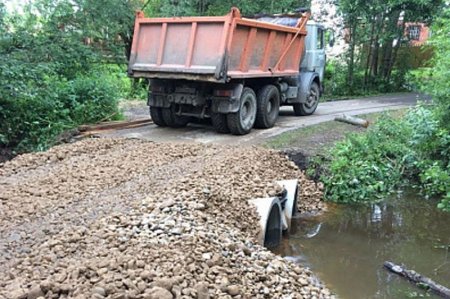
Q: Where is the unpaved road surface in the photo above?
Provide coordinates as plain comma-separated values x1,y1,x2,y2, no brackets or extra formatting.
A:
0,139,332,299
109,93,423,145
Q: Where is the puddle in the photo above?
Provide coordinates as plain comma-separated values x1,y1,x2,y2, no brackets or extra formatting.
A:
274,191,450,299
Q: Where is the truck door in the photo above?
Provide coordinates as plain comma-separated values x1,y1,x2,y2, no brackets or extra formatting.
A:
301,24,326,82
315,27,326,82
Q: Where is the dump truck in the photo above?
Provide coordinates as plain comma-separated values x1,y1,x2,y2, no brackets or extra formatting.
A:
128,8,326,135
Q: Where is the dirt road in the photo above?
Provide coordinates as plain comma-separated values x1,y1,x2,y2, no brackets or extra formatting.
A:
107,93,423,145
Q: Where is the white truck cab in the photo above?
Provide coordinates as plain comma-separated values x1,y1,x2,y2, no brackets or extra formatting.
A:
302,21,326,85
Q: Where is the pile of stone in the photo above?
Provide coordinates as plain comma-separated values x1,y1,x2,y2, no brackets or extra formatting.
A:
0,139,333,299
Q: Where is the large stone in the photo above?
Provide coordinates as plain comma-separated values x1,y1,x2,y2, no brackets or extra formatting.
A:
27,286,44,299
144,287,173,299
226,285,240,296
195,282,210,299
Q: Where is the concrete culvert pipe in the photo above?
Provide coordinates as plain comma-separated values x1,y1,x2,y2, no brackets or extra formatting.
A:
276,179,299,231
249,197,282,248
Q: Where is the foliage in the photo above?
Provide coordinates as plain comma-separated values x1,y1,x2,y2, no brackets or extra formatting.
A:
0,72,120,152
2,0,318,154
329,0,444,98
323,106,449,210
322,6,450,211
144,0,310,16
0,0,141,153
413,8,450,131
322,115,412,202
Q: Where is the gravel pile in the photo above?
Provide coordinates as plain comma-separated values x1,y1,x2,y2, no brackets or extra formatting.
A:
0,138,332,299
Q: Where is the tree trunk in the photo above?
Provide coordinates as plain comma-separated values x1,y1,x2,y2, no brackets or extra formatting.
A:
371,40,379,78
384,261,450,298
347,18,357,91
381,11,401,79
364,17,376,88
387,21,405,82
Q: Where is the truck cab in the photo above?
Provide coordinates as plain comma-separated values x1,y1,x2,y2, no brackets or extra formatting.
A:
302,21,326,90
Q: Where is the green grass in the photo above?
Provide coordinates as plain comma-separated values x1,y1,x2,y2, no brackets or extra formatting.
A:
265,109,407,151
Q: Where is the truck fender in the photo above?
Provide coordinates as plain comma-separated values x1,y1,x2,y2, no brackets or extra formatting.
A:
288,72,320,104
210,83,244,114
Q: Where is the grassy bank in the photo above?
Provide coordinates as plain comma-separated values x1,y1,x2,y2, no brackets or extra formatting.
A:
265,109,407,153
266,107,449,212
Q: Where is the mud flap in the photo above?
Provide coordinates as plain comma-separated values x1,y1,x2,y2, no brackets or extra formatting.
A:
210,83,244,114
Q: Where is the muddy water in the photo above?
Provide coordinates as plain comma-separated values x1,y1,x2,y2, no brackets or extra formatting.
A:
275,191,450,299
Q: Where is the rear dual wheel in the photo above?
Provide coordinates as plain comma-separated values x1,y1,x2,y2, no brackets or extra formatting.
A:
149,106,166,127
211,113,230,133
255,84,280,129
149,105,189,128
227,87,257,135
162,106,190,128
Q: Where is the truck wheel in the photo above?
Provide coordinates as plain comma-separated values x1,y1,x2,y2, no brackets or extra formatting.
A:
293,82,320,116
227,87,257,135
149,106,166,127
162,106,190,128
255,85,280,129
211,113,230,133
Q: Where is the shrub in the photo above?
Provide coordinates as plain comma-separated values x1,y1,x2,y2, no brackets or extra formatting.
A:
0,72,120,153
323,115,412,203
58,73,120,124
323,107,450,211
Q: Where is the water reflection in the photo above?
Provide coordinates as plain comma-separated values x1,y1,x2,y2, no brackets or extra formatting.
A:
274,191,450,299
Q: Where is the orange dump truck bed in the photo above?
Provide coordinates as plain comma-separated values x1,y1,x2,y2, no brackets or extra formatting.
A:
128,8,308,83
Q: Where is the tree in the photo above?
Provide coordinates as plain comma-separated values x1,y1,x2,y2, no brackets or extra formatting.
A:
337,0,444,93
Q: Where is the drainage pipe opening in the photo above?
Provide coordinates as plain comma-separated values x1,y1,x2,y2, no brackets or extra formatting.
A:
248,197,282,248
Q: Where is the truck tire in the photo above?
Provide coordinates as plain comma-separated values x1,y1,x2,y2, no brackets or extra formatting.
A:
293,82,320,116
149,106,166,127
255,84,280,129
227,87,257,135
162,107,190,128
211,113,230,133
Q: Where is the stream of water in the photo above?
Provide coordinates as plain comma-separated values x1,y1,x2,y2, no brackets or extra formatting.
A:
274,191,450,299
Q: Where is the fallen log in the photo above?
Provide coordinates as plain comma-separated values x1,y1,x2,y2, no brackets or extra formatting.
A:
334,114,369,128
384,261,450,298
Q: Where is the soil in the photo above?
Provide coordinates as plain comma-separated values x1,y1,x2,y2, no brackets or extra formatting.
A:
0,138,333,299
0,147,14,164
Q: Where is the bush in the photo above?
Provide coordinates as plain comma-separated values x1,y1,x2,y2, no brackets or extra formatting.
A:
0,72,120,153
58,73,120,124
322,106,450,211
322,115,413,203
323,58,409,99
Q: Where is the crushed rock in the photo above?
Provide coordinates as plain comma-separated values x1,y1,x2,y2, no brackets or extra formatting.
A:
0,138,333,299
